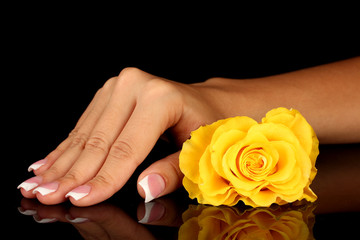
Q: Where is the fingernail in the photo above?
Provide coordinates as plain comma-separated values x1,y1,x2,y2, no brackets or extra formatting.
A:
65,185,91,201
138,201,165,224
33,182,59,196
17,176,43,192
138,174,165,203
28,159,47,172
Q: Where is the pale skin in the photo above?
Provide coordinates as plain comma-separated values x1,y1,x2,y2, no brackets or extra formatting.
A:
19,57,360,206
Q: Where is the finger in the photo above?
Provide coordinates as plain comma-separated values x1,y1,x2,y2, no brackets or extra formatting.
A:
137,152,183,203
67,84,180,206
29,84,109,176
29,81,114,201
36,78,138,205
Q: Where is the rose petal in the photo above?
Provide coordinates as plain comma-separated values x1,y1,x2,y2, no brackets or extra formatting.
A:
199,146,230,196
210,116,257,146
183,176,201,200
262,107,319,165
180,118,229,183
265,141,297,183
211,129,247,178
248,189,278,207
200,188,241,206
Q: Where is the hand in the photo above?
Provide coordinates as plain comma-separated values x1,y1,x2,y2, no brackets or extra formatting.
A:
19,67,225,206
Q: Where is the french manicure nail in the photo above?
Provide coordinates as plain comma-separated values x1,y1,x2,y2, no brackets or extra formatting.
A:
17,176,43,192
65,185,91,201
138,174,165,203
28,159,47,172
33,182,59,196
138,201,165,224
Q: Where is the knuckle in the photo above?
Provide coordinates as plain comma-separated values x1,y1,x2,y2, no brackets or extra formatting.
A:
119,67,142,78
114,67,144,89
109,139,135,162
68,128,79,138
62,170,84,184
70,132,88,149
102,76,117,90
85,132,109,154
92,172,116,191
42,165,62,179
141,79,181,102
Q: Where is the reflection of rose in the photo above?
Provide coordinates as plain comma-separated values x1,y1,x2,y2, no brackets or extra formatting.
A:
179,203,315,240
179,108,318,207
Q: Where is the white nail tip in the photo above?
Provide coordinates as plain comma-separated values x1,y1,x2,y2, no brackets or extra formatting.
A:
28,160,46,172
17,182,39,191
32,187,56,196
65,191,89,201
138,176,154,203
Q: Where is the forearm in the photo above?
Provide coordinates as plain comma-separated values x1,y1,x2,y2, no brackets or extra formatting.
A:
199,57,360,143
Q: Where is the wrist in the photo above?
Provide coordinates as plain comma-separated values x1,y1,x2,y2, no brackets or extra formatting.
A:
197,77,288,122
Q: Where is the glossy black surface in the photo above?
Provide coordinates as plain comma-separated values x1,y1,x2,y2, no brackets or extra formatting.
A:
12,143,360,239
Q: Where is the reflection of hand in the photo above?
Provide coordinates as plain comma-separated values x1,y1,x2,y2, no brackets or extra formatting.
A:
137,198,183,227
68,203,157,240
18,197,182,239
179,203,316,240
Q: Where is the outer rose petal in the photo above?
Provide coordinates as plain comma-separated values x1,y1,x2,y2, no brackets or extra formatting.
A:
247,189,278,207
262,107,319,171
179,118,229,184
199,146,230,196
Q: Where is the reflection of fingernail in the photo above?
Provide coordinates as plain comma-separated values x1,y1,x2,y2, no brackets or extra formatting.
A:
28,159,47,172
138,174,165,203
65,185,91,201
33,214,57,223
33,182,59,196
18,207,37,216
17,176,43,192
65,214,89,223
138,201,165,224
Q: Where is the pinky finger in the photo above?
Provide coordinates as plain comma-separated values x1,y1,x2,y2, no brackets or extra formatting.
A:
28,137,72,175
28,82,111,175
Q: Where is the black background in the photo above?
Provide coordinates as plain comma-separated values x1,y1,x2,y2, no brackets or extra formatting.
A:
6,7,360,239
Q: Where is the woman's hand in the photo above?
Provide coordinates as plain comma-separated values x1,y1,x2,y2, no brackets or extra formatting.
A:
19,67,225,206
18,57,360,206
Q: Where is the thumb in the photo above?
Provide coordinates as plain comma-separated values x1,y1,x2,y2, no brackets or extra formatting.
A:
137,151,183,202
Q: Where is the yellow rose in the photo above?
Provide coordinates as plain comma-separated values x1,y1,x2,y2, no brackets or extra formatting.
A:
179,203,316,240
179,107,319,207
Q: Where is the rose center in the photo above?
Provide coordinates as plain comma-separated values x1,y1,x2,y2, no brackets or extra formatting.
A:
238,147,271,181
246,153,266,170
